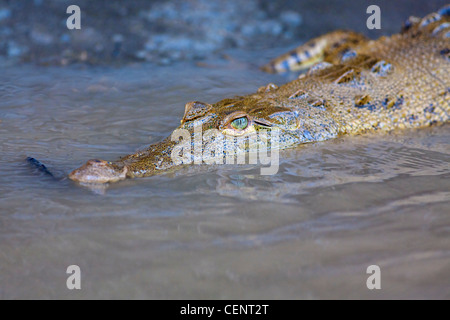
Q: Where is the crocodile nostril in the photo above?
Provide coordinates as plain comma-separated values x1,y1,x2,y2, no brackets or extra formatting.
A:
86,159,107,166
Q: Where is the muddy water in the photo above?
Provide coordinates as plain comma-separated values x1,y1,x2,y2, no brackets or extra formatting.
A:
0,50,449,299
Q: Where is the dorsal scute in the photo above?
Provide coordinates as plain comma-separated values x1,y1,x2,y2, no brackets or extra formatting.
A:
401,5,450,37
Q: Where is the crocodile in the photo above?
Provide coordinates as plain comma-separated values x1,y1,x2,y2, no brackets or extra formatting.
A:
68,6,450,184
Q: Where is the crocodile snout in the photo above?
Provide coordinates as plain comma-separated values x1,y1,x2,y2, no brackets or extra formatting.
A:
69,159,128,184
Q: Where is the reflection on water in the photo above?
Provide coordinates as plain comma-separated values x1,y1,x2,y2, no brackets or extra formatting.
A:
0,50,449,299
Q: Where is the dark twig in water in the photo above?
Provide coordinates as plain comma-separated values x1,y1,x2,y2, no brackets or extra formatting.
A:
26,157,55,178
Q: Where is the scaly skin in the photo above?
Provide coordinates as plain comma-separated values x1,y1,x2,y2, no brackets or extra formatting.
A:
69,6,450,184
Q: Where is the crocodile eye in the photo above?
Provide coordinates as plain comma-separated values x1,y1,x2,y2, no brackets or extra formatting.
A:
231,117,248,130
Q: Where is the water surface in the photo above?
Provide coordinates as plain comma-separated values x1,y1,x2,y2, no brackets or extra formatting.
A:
0,50,449,299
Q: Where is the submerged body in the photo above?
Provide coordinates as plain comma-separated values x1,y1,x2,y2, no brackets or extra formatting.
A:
69,6,450,184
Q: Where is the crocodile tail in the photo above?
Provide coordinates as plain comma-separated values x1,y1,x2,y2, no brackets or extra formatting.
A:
260,30,368,74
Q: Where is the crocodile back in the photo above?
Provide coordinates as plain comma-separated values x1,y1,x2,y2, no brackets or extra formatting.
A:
277,7,450,134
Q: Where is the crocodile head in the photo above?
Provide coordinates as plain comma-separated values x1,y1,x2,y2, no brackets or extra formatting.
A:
69,85,339,184
175,84,340,150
